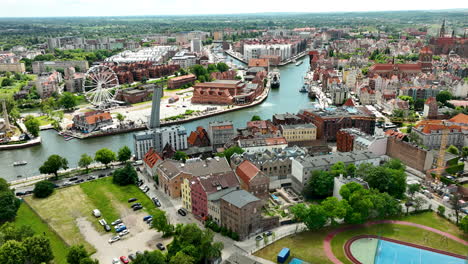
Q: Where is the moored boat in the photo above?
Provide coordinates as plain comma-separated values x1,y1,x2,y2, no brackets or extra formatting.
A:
13,161,27,166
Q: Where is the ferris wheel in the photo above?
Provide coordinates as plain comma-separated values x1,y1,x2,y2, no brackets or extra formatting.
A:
82,65,119,108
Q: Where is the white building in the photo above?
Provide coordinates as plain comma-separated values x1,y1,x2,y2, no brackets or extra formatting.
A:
238,137,288,154
133,125,188,160
171,50,197,69
243,44,292,62
191,38,202,53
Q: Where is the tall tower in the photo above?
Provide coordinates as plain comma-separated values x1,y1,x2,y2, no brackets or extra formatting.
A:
2,100,10,131
439,19,446,38
419,46,433,73
148,85,163,129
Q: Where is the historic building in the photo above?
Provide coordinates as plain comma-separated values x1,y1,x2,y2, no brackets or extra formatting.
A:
72,111,113,133
191,80,263,105
234,160,270,202
280,123,317,142
167,74,196,89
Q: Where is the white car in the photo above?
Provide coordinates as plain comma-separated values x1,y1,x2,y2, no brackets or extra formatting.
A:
108,236,120,244
98,219,107,226
119,229,130,236
112,258,120,264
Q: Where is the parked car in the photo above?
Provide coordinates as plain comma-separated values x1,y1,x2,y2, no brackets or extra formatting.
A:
92,209,101,218
152,197,161,207
15,192,25,196
69,177,78,181
98,174,105,178
139,185,147,191
264,231,273,236
98,219,107,226
86,176,95,181
136,251,143,256
143,186,150,193
133,205,143,211
143,215,153,221
119,229,130,236
116,225,127,233
104,224,111,232
147,219,153,225
128,254,137,261
24,190,33,195
111,219,122,226
112,258,120,264
108,236,120,244
128,198,138,203
76,179,84,183
177,208,187,216
255,235,263,241
156,243,165,251
131,203,142,208
120,256,130,264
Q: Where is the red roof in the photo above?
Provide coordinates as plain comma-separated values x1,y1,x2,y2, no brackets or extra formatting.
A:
449,113,468,125
425,97,437,104
143,148,163,169
248,58,269,68
384,130,406,140
420,46,433,54
343,98,355,107
235,160,260,184
187,126,209,145
84,111,112,125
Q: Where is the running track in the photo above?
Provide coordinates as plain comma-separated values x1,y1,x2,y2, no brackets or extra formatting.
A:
322,220,468,264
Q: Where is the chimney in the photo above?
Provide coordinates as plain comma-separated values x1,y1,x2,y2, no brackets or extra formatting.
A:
148,84,163,129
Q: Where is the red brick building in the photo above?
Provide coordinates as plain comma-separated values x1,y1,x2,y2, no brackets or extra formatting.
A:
105,62,180,84
192,80,263,105
143,148,163,176
368,63,422,78
187,126,211,147
210,70,237,80
190,171,239,220
336,130,355,152
167,74,196,89
248,58,269,72
234,160,270,202
246,120,279,136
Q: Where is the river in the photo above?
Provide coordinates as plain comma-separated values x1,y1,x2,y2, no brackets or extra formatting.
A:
0,55,312,181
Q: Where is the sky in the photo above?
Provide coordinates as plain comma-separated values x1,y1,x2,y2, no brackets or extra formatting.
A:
0,0,466,17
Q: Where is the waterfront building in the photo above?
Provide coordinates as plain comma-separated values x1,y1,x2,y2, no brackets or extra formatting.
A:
191,80,263,105
208,121,235,151
280,123,317,142
298,106,376,141
187,126,211,147
32,60,89,74
142,148,163,177
247,58,270,72
167,74,196,89
291,151,380,192
134,126,188,160
72,111,113,133
115,84,155,104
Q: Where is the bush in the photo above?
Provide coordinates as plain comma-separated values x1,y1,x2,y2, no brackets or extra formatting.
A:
33,181,55,198
112,162,138,186
437,205,446,216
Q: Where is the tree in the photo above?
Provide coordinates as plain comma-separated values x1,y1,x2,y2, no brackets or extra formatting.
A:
414,98,425,111
216,146,244,163
216,62,229,72
407,183,420,198
250,115,262,121
321,197,350,225
113,163,138,186
23,235,54,264
33,180,55,198
94,148,116,168
151,209,174,237
291,203,327,230
173,151,188,162
450,193,462,225
116,113,125,124
360,163,406,199
460,215,468,233
462,146,468,160
170,252,194,264
1,78,14,87
0,191,21,222
79,258,99,264
39,154,69,178
0,222,34,242
346,163,356,177
24,115,40,137
302,170,334,199
58,92,78,110
67,245,88,264
0,240,26,264
133,250,166,264
436,91,452,105
446,145,459,155
0,178,10,192
437,205,446,216
78,154,93,173
117,146,132,162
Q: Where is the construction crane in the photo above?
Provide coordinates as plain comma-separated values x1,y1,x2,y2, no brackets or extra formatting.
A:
434,125,449,183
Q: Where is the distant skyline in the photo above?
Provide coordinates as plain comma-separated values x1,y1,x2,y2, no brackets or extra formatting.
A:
0,0,467,17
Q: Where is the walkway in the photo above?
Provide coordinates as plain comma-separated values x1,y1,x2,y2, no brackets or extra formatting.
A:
322,220,468,264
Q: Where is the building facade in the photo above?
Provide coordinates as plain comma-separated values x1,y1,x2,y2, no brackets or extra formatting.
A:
167,74,197,89
72,111,113,133
133,125,188,160
208,121,235,151
234,160,270,202
280,123,317,142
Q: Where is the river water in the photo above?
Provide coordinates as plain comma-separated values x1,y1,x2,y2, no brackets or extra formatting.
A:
0,56,312,181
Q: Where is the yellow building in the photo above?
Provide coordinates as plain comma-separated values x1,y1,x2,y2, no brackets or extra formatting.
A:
181,178,192,212
281,123,317,142
213,31,223,41
0,63,25,73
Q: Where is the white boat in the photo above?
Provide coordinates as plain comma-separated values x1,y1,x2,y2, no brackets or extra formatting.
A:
295,60,303,66
13,161,27,166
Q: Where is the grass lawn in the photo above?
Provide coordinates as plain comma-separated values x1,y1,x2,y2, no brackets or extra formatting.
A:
13,203,69,264
463,183,468,188
37,115,54,126
254,212,467,264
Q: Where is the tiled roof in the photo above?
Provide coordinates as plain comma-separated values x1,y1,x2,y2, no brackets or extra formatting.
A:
82,111,112,125
235,160,260,184
384,129,406,140
449,113,468,125
248,58,269,68
143,148,162,169
196,171,239,195
343,98,356,107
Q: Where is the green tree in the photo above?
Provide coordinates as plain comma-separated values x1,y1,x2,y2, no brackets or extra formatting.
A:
216,146,244,163
151,209,174,237
0,178,10,192
170,252,194,264
407,183,420,198
58,92,78,110
117,146,132,162
78,154,93,173
446,145,459,155
79,258,99,264
39,154,69,178
133,250,166,264
23,235,54,264
346,163,356,177
321,197,350,225
112,163,138,186
462,146,468,160
251,115,262,121
437,205,446,216
94,148,116,168
33,180,55,198
216,62,229,72
0,223,34,242
460,215,468,233
291,203,327,230
303,170,334,199
1,78,14,87
0,240,26,264
436,91,452,105
0,191,21,222
116,113,125,124
414,98,425,111
24,115,40,137
173,151,189,162
66,245,88,264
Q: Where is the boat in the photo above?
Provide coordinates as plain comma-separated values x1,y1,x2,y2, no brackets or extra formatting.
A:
295,60,303,66
17,175,22,178
300,83,308,93
13,161,27,166
271,68,280,89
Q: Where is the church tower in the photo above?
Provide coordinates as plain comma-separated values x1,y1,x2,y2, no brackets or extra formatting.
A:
419,46,433,73
439,19,446,38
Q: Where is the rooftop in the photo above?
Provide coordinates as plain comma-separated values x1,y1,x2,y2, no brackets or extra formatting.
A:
295,150,379,168
221,189,259,208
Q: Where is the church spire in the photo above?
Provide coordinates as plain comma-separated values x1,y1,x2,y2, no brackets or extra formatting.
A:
439,19,446,38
